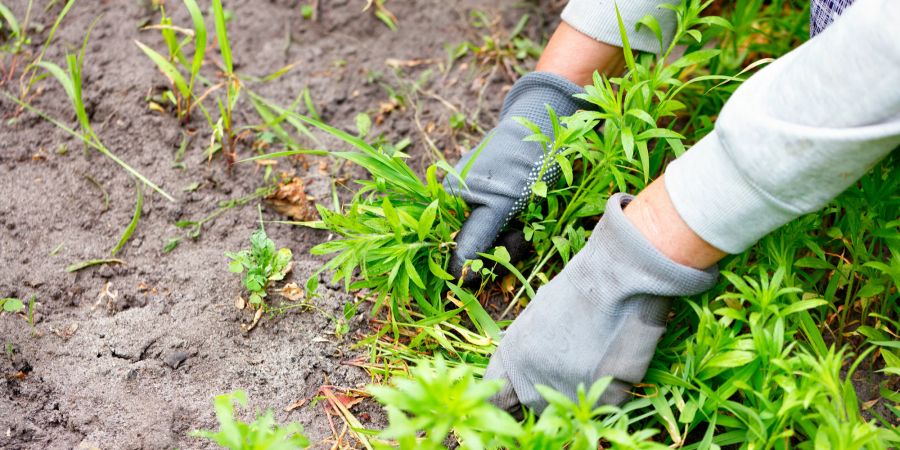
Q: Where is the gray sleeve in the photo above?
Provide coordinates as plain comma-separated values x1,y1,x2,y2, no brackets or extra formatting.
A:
664,0,900,254
561,0,680,54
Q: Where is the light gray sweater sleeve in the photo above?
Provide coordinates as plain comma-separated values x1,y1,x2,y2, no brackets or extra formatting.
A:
561,0,679,54
665,0,900,254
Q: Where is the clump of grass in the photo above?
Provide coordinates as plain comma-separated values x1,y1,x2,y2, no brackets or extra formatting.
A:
211,0,241,163
136,0,207,122
191,390,310,449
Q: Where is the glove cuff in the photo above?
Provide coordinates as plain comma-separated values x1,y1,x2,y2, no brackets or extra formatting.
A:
565,193,719,322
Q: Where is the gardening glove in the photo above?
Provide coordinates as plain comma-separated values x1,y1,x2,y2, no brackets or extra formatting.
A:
444,72,591,282
485,193,719,413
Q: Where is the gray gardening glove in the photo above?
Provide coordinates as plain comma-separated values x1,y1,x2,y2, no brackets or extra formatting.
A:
485,193,719,413
444,72,591,281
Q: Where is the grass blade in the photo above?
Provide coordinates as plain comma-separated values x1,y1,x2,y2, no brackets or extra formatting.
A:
183,0,207,95
211,0,232,72
0,3,21,37
110,182,144,256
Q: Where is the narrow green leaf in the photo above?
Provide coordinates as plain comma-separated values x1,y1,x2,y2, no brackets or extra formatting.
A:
417,200,438,241
183,0,207,96
135,40,190,99
110,182,143,256
211,0,232,72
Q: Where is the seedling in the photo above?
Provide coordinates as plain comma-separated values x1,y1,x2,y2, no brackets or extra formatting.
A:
136,0,208,122
0,297,23,313
211,0,241,163
226,226,293,307
364,0,397,31
446,12,541,79
0,0,30,53
164,186,273,253
191,390,309,449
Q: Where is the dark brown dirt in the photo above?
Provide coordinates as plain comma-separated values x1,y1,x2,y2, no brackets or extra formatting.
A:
0,0,557,448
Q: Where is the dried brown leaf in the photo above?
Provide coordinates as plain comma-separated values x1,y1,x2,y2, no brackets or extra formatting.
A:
279,282,305,301
265,177,318,221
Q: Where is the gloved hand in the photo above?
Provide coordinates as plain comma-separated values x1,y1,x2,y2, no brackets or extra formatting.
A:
485,194,718,412
444,72,590,282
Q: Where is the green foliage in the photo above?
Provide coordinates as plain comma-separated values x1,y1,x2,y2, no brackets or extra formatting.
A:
365,0,397,31
355,0,899,447
191,391,310,450
446,12,542,77
241,95,499,336
1,297,24,313
226,227,293,307
369,358,668,450
136,0,207,122
0,0,27,53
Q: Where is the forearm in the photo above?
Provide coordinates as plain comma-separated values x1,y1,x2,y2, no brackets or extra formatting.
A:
536,22,626,86
664,0,900,254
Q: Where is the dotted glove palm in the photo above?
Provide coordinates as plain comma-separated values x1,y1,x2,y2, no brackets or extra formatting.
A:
485,194,719,413
444,72,590,280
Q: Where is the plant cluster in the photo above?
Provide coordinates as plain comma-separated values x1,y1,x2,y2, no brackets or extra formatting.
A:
226,226,293,308
368,358,668,450
138,0,241,160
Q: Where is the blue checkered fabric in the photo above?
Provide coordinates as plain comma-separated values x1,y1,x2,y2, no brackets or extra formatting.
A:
811,0,855,36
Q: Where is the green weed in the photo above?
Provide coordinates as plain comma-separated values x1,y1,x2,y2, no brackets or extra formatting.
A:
226,226,293,308
164,186,274,252
446,11,542,78
0,297,23,313
241,95,504,338
0,0,29,53
364,0,397,31
368,357,668,450
191,390,310,449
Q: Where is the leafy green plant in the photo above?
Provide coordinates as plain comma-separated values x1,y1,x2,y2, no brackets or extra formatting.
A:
191,390,310,450
0,297,23,313
226,226,293,307
368,358,668,450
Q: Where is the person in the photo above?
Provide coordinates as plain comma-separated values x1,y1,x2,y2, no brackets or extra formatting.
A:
444,0,900,412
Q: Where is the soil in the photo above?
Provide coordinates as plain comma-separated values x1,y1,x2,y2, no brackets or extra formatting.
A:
0,0,560,448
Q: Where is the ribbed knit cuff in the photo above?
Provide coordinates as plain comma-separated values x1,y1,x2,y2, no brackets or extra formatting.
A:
664,133,801,254
561,0,679,54
565,193,718,322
